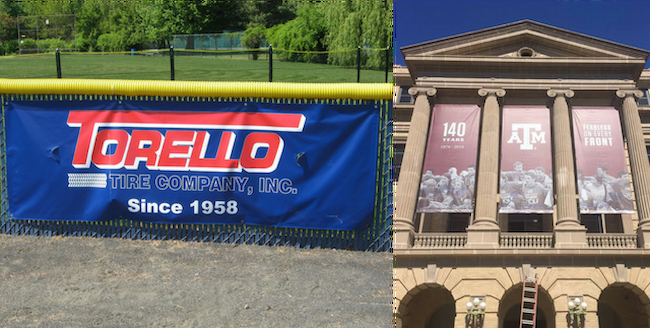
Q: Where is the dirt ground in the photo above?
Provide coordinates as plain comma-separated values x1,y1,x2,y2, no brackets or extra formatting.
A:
0,234,392,328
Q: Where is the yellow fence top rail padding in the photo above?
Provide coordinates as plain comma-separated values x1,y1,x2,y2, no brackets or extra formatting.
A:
0,79,392,100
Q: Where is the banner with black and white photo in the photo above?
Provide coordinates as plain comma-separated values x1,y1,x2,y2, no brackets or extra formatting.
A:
573,107,634,213
417,104,480,213
499,106,554,213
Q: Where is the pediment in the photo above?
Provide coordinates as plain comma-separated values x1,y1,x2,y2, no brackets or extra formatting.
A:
402,20,648,61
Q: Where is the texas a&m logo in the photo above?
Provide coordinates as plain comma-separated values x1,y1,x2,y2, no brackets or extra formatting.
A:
67,110,305,173
507,123,546,150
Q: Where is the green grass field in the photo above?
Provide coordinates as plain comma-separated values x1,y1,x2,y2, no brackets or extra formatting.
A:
0,53,391,83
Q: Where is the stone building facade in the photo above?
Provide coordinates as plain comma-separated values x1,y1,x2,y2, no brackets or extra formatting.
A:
394,20,650,328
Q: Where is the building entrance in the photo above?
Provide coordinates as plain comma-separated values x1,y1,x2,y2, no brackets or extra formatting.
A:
499,283,555,328
598,285,650,328
398,285,455,328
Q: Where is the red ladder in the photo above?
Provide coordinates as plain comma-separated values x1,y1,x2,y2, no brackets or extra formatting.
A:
519,274,538,328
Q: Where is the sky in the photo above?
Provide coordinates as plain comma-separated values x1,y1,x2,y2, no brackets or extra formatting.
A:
394,0,650,67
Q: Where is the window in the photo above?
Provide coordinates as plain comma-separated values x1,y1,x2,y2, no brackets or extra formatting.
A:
517,47,536,58
605,214,624,233
580,214,623,233
448,214,470,232
506,214,550,232
414,213,471,233
581,214,602,233
393,144,405,180
398,87,414,104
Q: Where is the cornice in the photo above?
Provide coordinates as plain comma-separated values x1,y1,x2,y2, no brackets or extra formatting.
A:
639,70,650,89
396,247,650,256
396,65,644,91
412,78,637,91
395,248,650,268
404,56,647,66
401,20,649,60
405,57,645,85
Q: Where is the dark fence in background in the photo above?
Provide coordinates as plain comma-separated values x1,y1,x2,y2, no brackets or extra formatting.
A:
171,32,261,52
5,47,392,83
17,14,78,54
0,96,392,252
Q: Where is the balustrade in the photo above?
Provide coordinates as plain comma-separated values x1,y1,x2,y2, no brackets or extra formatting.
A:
586,234,637,249
412,233,639,249
413,233,467,248
499,233,553,249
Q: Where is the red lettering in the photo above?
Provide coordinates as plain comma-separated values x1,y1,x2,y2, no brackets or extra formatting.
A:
91,129,130,169
68,110,118,168
124,130,164,170
189,131,241,172
158,131,196,170
67,110,303,170
240,133,284,173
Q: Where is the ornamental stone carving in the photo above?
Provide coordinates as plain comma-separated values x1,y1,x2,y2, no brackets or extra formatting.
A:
478,88,506,98
616,90,644,99
547,89,574,98
408,87,437,97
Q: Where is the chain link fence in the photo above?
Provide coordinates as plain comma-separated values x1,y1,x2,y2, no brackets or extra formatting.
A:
17,14,77,54
0,47,391,83
0,95,392,252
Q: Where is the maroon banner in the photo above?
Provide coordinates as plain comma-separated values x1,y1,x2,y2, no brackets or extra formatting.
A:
499,106,554,213
573,107,633,213
417,104,480,213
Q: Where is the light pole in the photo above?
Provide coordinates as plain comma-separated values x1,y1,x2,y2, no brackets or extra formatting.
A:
466,297,486,327
568,296,587,327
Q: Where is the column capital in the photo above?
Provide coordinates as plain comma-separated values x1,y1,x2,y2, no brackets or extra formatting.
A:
616,90,644,99
546,89,574,98
478,88,506,98
408,87,437,97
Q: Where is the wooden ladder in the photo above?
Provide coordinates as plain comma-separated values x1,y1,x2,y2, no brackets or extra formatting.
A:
519,274,538,328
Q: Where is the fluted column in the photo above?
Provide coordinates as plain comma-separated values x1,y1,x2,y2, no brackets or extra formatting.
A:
394,87,437,249
466,88,504,248
617,90,650,248
547,90,587,248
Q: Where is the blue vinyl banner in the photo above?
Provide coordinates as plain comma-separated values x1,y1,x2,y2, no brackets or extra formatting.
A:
5,98,379,230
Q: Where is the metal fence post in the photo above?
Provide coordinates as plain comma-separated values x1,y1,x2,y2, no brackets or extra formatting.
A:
357,46,361,83
55,49,61,79
269,45,273,83
385,47,391,83
170,46,175,81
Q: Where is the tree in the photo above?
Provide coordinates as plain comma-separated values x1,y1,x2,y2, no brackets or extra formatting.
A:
265,1,392,68
107,2,147,50
137,1,169,48
242,24,266,60
243,0,296,28
266,3,327,63
0,0,393,62
76,2,107,51
0,12,17,55
242,0,296,60
146,1,247,50
325,0,393,69
1,0,24,17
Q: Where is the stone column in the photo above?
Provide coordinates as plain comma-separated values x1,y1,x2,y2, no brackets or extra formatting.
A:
616,90,650,248
466,88,505,248
547,90,587,248
394,87,437,249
